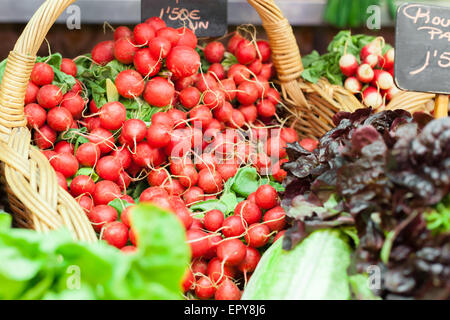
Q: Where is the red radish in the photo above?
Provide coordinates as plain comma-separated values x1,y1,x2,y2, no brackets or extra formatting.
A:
280,127,299,143
213,102,233,123
356,64,375,83
133,48,162,77
24,103,46,128
115,70,145,98
203,209,224,232
99,101,126,130
61,92,85,119
255,185,278,209
93,180,121,205
56,171,68,191
360,38,383,61
112,147,132,169
75,142,101,167
236,39,257,65
267,87,281,105
381,48,395,70
37,84,63,109
60,58,77,77
339,54,358,77
222,215,246,238
385,85,401,101
238,247,261,273
148,36,172,59
121,246,137,254
31,62,54,86
77,195,94,213
180,87,201,109
217,238,246,266
187,229,211,258
132,142,164,167
146,123,171,148
88,128,116,154
273,230,286,242
89,100,99,114
299,138,319,152
228,64,251,85
116,171,132,191
208,63,226,80
236,81,259,105
249,59,263,75
228,32,245,54
191,258,209,278
259,63,275,80
34,125,56,149
178,165,199,188
215,278,241,300
133,23,155,46
190,105,213,128
256,99,276,118
362,86,383,108
363,54,379,68
183,186,205,206
220,78,237,102
372,69,394,90
198,168,223,194
176,27,197,49
156,27,180,47
234,200,262,225
50,152,79,178
102,221,129,249
129,228,137,246
195,276,216,300
166,46,200,79
54,141,74,154
196,153,218,171
121,205,134,228
162,178,185,197
256,40,271,62
145,16,166,31
25,81,39,105
245,223,270,248
114,38,138,64
121,119,147,145
173,205,193,229
263,206,286,231
143,77,175,107
167,108,187,129
88,205,118,232
203,89,226,109
238,105,257,124
120,194,135,204
114,26,133,40
175,76,195,91
47,107,73,132
196,73,218,92
344,77,362,93
96,156,122,181
204,41,225,63
70,175,96,197
147,167,169,186
182,269,194,292
207,258,236,284
217,162,238,182
139,186,169,203
91,40,115,66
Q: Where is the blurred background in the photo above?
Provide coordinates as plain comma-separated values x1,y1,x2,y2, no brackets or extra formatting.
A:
0,0,444,60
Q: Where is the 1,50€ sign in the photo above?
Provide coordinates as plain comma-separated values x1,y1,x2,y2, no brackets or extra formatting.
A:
141,0,228,37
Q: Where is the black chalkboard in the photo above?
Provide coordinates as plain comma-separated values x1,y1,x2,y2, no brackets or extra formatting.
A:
141,0,228,38
395,3,450,94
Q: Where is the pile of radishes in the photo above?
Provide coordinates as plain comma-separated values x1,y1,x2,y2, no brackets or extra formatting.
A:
339,37,400,109
22,17,319,300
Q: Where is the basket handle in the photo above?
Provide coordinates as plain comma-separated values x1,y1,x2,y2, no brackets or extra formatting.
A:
0,0,76,131
248,0,308,108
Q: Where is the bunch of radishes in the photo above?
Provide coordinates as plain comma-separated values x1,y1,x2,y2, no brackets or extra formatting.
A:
339,37,400,109
22,17,320,299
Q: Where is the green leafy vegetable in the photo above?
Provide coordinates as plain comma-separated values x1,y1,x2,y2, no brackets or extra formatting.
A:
426,195,450,235
0,204,190,300
349,274,381,300
108,198,133,217
242,229,352,300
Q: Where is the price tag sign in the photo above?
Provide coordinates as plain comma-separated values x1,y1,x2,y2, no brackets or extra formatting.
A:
395,3,450,94
141,0,228,37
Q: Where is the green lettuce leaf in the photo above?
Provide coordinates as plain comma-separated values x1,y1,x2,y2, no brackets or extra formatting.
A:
242,229,352,300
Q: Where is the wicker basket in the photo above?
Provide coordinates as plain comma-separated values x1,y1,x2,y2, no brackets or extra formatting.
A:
0,0,446,241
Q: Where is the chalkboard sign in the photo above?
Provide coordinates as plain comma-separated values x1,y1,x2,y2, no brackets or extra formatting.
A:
395,3,450,94
141,0,228,37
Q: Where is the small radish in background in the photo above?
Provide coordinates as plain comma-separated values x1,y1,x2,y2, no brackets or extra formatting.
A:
344,77,362,93
31,62,54,86
339,54,358,77
362,87,383,108
380,48,395,70
363,54,379,68
91,40,115,66
360,38,383,61
372,69,394,90
204,41,226,63
384,85,402,101
356,64,375,83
